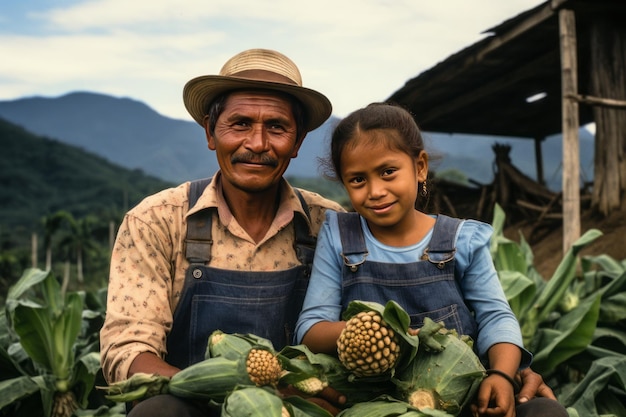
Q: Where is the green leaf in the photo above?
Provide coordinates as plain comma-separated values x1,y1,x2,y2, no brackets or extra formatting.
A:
534,229,602,324
73,352,102,407
599,293,626,323
560,356,626,416
6,268,50,304
531,293,601,373
10,275,84,384
497,270,536,318
12,304,55,371
0,376,41,409
222,386,284,417
283,395,335,417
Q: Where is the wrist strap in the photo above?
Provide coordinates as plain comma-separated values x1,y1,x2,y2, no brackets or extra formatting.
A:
486,369,521,393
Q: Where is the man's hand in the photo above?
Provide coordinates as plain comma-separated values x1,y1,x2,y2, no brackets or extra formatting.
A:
516,368,556,403
279,385,346,416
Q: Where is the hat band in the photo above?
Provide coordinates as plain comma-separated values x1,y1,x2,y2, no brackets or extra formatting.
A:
228,69,300,86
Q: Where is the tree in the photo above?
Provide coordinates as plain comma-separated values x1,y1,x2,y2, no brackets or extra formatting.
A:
58,215,99,289
41,211,73,271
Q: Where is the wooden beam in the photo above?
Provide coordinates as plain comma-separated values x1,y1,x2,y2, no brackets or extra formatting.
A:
560,8,581,254
567,93,626,109
477,1,564,60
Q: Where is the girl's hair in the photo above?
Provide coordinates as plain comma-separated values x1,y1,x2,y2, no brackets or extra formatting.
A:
326,102,425,181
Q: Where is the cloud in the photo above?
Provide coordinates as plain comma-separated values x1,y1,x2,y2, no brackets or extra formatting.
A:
0,0,545,119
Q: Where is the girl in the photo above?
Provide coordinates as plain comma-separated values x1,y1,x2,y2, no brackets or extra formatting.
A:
295,102,532,417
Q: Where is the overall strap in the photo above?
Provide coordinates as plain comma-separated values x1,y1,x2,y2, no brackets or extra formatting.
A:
421,214,463,269
337,212,368,271
185,181,315,266
292,189,316,266
185,177,214,265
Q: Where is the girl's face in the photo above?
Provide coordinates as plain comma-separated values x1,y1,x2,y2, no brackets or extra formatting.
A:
339,129,428,239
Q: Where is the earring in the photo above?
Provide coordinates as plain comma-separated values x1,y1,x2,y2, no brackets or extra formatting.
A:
420,180,428,197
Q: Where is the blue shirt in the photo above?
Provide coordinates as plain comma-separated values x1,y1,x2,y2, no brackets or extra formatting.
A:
295,211,532,367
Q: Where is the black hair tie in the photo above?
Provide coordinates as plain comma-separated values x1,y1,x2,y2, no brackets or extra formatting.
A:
486,369,521,393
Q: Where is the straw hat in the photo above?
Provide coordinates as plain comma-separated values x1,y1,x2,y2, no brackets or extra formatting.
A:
183,49,332,133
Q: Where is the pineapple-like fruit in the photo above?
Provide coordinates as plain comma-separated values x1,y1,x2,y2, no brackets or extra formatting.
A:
246,348,283,386
337,310,400,377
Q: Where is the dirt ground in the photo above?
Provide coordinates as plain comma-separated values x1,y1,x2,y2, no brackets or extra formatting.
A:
503,196,626,278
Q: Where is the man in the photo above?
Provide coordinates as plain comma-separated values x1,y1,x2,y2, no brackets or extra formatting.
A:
100,48,562,416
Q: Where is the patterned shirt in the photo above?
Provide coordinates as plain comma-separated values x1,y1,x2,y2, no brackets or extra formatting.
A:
99,174,344,383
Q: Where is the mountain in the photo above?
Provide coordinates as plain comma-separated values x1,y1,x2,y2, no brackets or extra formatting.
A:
0,117,174,233
0,92,340,183
0,92,594,190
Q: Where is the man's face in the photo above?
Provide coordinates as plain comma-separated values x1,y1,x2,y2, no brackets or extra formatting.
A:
206,91,303,194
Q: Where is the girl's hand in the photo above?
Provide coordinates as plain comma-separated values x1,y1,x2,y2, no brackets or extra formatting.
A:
471,373,515,417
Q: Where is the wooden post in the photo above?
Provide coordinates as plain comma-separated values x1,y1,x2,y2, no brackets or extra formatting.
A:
559,9,580,254
534,137,545,186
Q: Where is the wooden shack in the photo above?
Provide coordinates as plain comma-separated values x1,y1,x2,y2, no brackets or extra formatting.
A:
387,0,626,253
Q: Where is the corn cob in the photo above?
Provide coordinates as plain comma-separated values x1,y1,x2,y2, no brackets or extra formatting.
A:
279,343,395,405
292,376,328,395
101,346,284,403
246,348,283,387
337,310,401,377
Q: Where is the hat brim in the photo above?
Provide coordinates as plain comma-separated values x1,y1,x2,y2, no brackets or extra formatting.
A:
183,75,332,133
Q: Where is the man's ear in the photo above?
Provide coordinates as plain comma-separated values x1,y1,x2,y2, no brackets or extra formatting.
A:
203,115,216,150
290,134,307,158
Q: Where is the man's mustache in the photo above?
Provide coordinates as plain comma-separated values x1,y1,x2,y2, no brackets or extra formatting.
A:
231,152,278,167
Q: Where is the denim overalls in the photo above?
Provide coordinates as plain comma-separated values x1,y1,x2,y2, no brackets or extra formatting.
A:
166,178,316,369
337,212,477,340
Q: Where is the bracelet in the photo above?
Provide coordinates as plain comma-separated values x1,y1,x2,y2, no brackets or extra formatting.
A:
486,369,521,393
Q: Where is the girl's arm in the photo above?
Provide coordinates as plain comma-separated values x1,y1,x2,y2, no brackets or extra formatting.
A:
294,213,345,347
301,320,347,354
474,342,522,417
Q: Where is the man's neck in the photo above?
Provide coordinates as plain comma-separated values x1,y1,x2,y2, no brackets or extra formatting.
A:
221,181,282,243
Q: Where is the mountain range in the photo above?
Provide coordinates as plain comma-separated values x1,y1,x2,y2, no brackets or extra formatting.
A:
0,91,595,190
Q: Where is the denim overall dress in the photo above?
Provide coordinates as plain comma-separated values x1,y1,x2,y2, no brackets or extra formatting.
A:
166,178,316,369
337,212,478,340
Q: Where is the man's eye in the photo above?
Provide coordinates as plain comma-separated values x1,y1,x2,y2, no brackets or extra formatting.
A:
268,124,285,131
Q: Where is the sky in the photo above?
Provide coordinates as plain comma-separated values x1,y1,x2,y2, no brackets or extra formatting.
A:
0,0,546,122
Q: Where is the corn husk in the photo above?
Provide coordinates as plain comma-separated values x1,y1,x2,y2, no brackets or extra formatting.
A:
392,318,486,416
207,330,276,360
279,344,394,405
336,395,453,417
